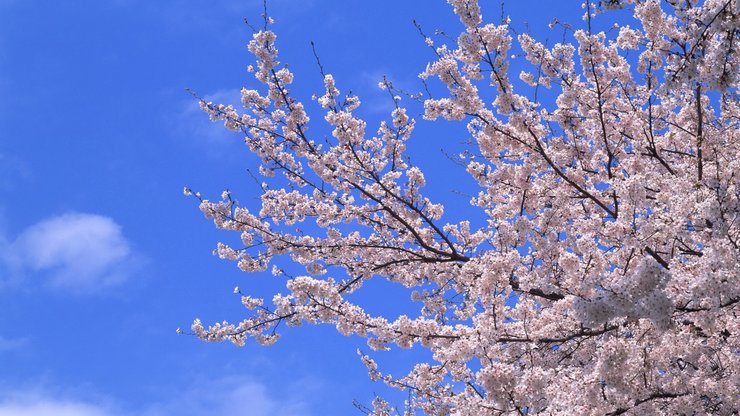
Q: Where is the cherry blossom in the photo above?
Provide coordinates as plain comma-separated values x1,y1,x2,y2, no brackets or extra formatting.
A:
186,1,738,414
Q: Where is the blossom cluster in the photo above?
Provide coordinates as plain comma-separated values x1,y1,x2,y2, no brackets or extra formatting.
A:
188,1,739,414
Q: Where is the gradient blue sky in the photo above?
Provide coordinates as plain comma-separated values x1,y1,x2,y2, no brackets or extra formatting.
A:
0,1,625,415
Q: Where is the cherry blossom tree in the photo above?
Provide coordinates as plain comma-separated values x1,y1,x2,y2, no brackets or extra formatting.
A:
185,0,738,414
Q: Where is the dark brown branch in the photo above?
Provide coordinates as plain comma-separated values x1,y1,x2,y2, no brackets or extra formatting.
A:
605,391,689,416
696,84,704,181
644,246,670,269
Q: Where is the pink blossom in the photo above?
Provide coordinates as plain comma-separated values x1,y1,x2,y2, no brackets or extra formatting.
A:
187,2,740,414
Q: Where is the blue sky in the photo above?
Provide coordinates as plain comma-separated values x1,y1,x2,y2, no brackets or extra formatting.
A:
0,1,618,414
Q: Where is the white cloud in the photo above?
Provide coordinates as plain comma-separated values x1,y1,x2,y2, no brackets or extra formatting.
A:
1,213,140,293
0,399,110,416
0,388,114,416
0,377,313,416
143,376,312,416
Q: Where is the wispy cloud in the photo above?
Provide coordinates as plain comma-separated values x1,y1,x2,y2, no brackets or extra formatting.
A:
178,89,243,147
142,376,313,416
170,89,253,164
356,70,397,115
0,387,114,416
1,213,141,293
0,397,111,416
0,376,314,416
0,152,30,190
0,335,27,353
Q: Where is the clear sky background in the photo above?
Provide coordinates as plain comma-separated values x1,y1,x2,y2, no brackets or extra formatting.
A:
0,1,626,415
